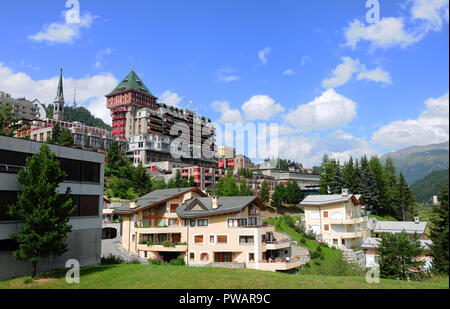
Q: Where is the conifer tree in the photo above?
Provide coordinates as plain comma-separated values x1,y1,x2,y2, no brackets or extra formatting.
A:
132,163,152,196
286,180,304,205
343,157,358,194
359,156,379,214
8,144,75,279
395,172,417,221
330,161,344,194
271,183,285,209
319,154,334,194
216,169,239,196
238,178,254,196
369,156,390,216
58,128,74,147
0,104,20,136
428,185,449,274
259,180,270,204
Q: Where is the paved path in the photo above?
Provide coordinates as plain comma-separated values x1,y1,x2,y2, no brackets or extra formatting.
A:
101,237,144,263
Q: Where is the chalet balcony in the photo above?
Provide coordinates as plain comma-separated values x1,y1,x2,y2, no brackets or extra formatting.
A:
323,216,368,225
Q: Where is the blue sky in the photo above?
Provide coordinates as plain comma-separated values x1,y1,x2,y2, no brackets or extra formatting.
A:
0,0,448,167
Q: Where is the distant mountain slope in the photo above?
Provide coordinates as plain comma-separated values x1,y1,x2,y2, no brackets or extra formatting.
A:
411,169,449,203
380,141,449,184
46,104,111,131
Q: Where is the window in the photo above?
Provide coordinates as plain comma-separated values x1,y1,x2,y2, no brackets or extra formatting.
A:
189,252,195,260
209,235,215,243
342,239,345,245
0,191,19,221
194,235,203,244
248,217,257,226
239,236,254,244
200,253,209,262
323,211,328,218
217,235,227,244
0,239,19,252
0,150,28,168
333,239,338,245
248,253,255,262
79,195,99,216
81,161,100,183
324,225,330,231
190,220,196,227
168,219,178,226
170,203,178,213
197,219,208,227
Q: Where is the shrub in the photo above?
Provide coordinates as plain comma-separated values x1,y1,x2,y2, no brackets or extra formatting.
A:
316,246,322,253
23,277,33,284
149,258,164,265
101,253,125,265
169,256,186,266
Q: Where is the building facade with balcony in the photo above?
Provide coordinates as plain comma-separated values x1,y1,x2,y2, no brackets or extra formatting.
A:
114,188,307,271
300,189,369,249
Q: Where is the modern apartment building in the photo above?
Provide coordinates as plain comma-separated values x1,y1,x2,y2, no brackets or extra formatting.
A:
114,188,307,272
0,135,104,280
0,91,46,122
300,189,369,249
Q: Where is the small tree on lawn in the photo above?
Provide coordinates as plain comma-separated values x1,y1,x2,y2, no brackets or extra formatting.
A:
132,163,153,197
8,143,75,279
376,231,425,280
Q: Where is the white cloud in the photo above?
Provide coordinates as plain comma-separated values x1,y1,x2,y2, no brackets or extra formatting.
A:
344,17,422,50
242,95,284,121
29,13,94,43
372,92,449,149
0,62,117,125
284,89,357,132
258,47,271,65
411,0,449,31
322,57,361,88
217,68,240,83
211,101,243,124
356,67,392,84
160,90,182,107
322,57,391,88
283,69,296,75
94,48,112,69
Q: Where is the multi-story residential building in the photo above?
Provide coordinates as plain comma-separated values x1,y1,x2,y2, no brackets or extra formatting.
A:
113,188,308,271
0,91,46,122
0,135,104,280
217,145,236,159
300,189,369,249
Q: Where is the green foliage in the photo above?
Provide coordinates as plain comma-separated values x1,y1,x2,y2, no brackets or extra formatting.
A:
151,180,167,191
168,256,186,266
7,143,76,278
101,253,125,265
285,180,304,205
376,231,425,280
394,173,417,221
47,124,74,147
238,178,254,196
46,104,111,131
132,163,152,197
0,104,20,136
148,258,164,265
237,168,253,178
330,162,344,194
259,180,270,203
411,169,449,204
264,157,303,172
271,183,286,208
216,169,239,196
167,169,190,189
298,254,365,277
428,185,449,275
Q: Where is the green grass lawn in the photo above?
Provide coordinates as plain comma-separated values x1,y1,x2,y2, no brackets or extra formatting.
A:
0,264,447,289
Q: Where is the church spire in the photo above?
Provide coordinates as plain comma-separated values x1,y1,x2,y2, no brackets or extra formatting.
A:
53,67,65,121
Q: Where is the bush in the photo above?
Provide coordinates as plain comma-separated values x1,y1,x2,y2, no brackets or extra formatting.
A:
149,258,164,265
316,246,322,253
23,277,33,284
169,256,186,266
299,253,365,277
101,253,125,265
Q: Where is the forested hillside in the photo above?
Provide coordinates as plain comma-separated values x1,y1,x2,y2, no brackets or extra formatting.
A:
411,169,449,204
46,104,111,131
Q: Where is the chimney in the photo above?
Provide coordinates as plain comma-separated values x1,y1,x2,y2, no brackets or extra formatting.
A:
129,200,138,209
342,189,349,196
212,195,219,209
414,217,420,224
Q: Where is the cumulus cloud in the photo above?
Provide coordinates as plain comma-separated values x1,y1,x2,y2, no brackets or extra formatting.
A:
411,0,449,31
372,92,449,149
211,101,243,124
159,90,182,107
284,89,357,132
0,62,117,125
242,95,284,121
29,12,94,44
322,57,391,88
258,47,271,65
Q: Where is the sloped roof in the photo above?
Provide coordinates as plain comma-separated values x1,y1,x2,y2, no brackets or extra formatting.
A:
113,187,205,215
109,70,154,96
300,193,362,206
362,237,432,250
176,196,265,219
374,221,427,234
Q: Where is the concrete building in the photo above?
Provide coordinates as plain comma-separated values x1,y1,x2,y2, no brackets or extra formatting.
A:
113,188,308,271
217,145,236,159
0,135,104,280
0,92,46,122
300,189,369,249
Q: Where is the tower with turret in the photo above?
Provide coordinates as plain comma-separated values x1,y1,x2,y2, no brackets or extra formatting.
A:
53,67,65,121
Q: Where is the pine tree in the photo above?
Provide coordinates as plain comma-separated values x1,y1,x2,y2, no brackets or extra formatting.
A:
7,143,76,279
48,124,62,144
238,178,254,196
188,175,196,187
259,180,270,203
58,128,74,147
369,156,390,216
395,173,417,221
286,180,304,205
428,185,449,274
376,231,425,280
271,183,285,209
319,154,334,194
0,104,20,136
330,161,344,194
343,157,358,194
105,141,123,176
359,156,379,214
216,169,239,196
132,163,152,196
384,156,397,216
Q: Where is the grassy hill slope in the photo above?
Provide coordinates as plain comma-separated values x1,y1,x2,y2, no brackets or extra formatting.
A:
0,264,447,289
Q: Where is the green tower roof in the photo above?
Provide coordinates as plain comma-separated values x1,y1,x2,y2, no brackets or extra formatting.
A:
110,70,154,96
